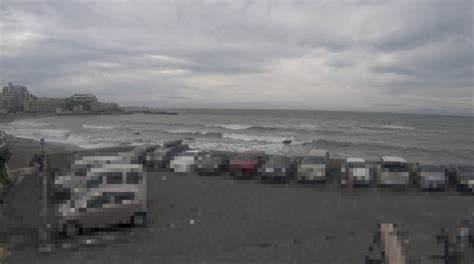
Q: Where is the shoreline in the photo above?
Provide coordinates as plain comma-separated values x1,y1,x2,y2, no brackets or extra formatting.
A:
5,135,82,170
0,112,55,124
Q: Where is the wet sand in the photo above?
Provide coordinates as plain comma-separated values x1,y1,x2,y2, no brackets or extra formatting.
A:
5,135,81,170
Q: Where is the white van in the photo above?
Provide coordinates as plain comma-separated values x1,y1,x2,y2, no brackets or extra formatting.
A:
55,160,147,237
297,149,330,182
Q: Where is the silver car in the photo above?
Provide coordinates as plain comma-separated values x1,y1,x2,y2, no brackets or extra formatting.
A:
415,163,447,190
170,150,211,173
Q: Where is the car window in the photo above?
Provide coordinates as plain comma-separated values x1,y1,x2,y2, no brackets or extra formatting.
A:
126,172,141,184
105,172,123,184
87,195,108,208
86,176,103,188
303,156,325,164
104,192,136,204
420,165,442,171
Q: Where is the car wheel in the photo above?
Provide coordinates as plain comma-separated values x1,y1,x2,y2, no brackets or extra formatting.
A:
131,212,147,227
64,221,81,238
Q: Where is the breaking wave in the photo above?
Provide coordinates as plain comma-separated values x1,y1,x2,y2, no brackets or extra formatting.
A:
222,133,292,143
164,129,223,138
207,123,320,132
359,124,415,131
205,124,254,130
83,124,115,130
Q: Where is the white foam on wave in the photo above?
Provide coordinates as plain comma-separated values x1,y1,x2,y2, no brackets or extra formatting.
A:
6,127,71,140
205,124,253,130
164,129,222,137
5,120,124,149
223,133,293,143
165,129,194,134
297,123,318,129
5,127,103,148
361,124,415,130
9,119,49,128
83,124,115,130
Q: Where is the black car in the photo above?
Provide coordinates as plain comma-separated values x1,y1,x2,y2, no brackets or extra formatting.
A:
145,140,189,170
453,165,474,193
258,155,294,183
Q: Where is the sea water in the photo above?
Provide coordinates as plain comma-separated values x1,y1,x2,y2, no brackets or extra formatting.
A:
2,109,473,164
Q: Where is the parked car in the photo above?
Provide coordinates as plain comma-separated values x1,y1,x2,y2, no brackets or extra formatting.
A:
258,155,294,183
340,157,370,186
197,154,229,176
453,165,474,193
125,144,161,165
56,162,147,237
170,150,212,173
229,150,266,179
296,149,329,183
377,156,410,187
146,140,189,170
414,163,447,190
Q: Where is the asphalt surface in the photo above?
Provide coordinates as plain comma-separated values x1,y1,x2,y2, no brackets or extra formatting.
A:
1,169,473,264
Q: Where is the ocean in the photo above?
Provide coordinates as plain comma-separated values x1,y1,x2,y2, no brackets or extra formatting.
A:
1,109,473,165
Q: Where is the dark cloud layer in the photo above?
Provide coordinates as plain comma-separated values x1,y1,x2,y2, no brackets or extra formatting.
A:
0,0,472,115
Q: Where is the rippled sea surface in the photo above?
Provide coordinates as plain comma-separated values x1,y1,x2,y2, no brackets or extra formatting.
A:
2,109,473,164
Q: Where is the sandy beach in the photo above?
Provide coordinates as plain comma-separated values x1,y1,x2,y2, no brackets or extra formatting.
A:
5,135,81,170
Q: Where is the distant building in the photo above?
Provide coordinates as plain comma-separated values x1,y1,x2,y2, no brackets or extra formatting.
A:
91,102,119,112
72,93,98,103
1,82,30,112
0,96,7,114
72,105,85,113
24,97,66,113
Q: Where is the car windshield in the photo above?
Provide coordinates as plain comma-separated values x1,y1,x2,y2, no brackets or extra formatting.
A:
420,165,443,171
383,163,409,171
303,156,325,164
266,157,290,167
236,153,261,160
348,162,365,168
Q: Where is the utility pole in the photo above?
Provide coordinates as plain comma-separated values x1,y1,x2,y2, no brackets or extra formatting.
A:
38,137,52,253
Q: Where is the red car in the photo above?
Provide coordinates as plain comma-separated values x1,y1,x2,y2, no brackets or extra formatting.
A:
229,151,266,178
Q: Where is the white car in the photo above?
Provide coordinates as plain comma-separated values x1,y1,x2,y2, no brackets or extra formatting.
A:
170,150,212,173
341,157,370,186
297,149,329,183
377,156,410,187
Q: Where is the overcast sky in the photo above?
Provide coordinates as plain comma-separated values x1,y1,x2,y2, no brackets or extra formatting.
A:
1,0,473,115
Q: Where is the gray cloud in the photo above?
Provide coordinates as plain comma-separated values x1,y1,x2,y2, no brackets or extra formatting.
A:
0,0,472,115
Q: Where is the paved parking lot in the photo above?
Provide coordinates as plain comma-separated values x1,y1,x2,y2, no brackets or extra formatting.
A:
1,169,473,263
